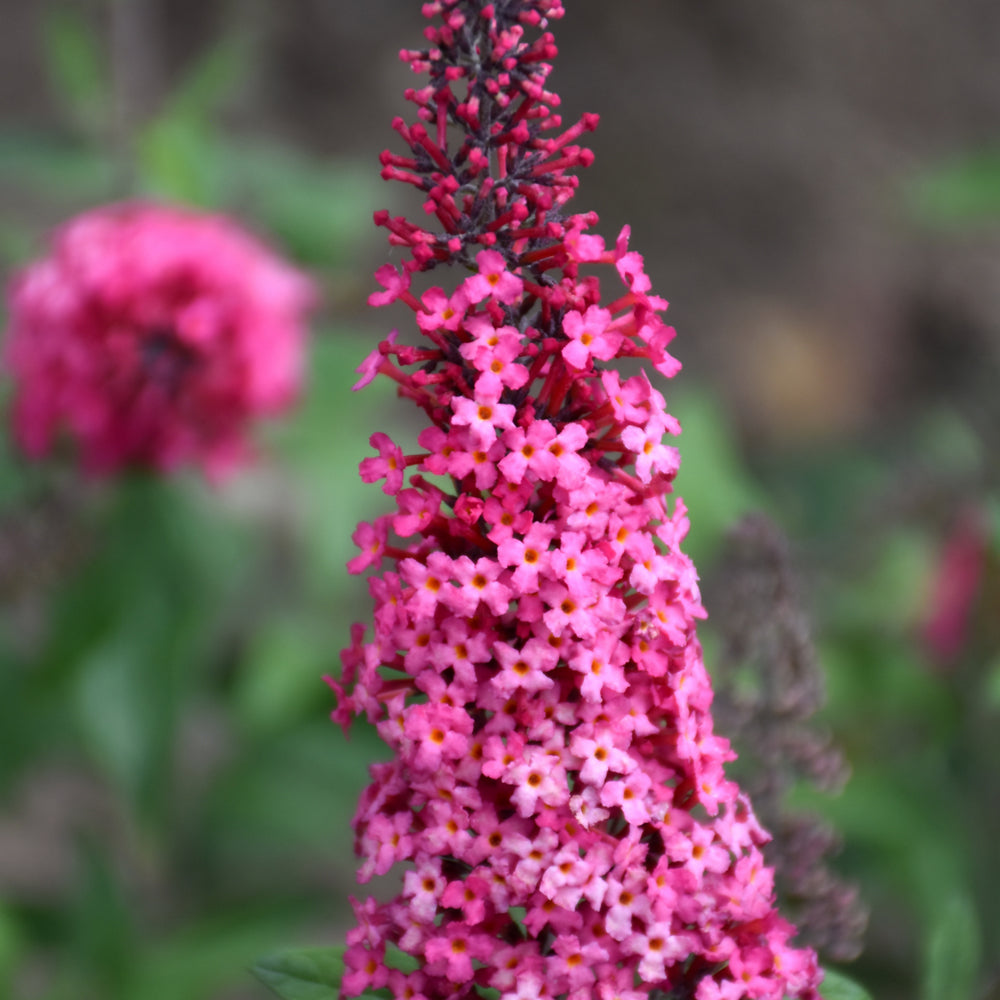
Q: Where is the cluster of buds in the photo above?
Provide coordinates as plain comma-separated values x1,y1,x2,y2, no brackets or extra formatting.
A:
334,3,823,999
4,202,313,480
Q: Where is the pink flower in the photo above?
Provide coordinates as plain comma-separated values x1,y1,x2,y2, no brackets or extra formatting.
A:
462,249,525,305
621,421,681,484
508,746,569,817
562,305,622,369
335,4,823,1000
3,202,313,479
440,875,490,924
359,432,407,494
448,555,512,616
570,727,635,788
461,323,531,396
451,392,517,448
491,638,557,697
417,286,468,333
423,925,494,982
403,862,446,923
403,701,473,773
354,330,398,391
625,923,697,983
357,810,413,881
921,507,988,666
347,518,390,575
369,264,411,307
497,520,557,592
545,934,608,990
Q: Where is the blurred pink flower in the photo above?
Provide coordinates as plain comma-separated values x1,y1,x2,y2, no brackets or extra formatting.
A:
922,507,989,667
4,202,313,479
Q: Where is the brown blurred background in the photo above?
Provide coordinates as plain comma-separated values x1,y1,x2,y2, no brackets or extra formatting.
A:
4,0,999,453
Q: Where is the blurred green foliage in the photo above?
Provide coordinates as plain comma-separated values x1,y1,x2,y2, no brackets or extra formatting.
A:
0,7,391,1000
907,147,1000,228
0,5,998,1000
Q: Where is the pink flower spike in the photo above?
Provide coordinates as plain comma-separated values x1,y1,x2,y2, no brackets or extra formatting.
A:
334,6,824,1000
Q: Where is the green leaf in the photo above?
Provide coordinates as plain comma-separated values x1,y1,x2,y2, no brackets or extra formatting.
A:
668,385,767,564
74,609,164,807
819,969,874,1000
0,904,24,992
907,148,1000,227
984,651,1000,711
210,144,379,267
167,35,249,118
205,721,388,858
134,36,246,203
833,528,934,631
235,616,335,736
136,115,220,205
125,908,309,1000
384,943,418,974
43,7,109,135
48,477,254,827
71,840,136,992
922,892,981,1000
0,133,115,201
252,946,345,1000
269,333,404,601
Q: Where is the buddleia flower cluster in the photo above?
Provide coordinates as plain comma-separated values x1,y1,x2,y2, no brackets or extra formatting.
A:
333,3,823,999
4,202,313,479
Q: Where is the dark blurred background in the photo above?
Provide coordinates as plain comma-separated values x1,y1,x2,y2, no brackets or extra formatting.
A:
0,2,998,999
